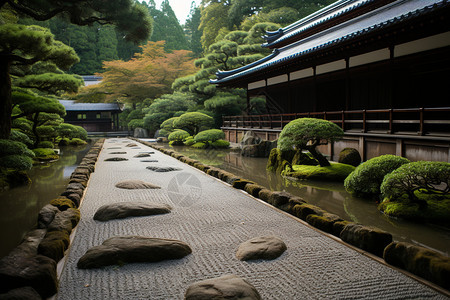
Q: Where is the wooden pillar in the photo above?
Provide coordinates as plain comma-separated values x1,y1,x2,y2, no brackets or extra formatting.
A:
396,139,403,157
359,136,365,161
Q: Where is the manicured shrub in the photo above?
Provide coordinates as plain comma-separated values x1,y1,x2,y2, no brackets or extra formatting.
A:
0,155,33,170
192,142,207,149
194,129,225,143
69,138,87,145
183,136,195,146
0,139,29,156
338,148,361,167
37,141,54,149
380,161,450,209
278,118,343,167
168,130,190,142
283,163,355,181
9,129,33,146
344,155,410,197
33,148,58,160
173,112,214,135
211,139,230,148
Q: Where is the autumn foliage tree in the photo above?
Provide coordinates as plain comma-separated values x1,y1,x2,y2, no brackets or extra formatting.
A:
77,41,197,106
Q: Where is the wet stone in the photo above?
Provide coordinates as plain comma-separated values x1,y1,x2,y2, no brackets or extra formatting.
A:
146,166,182,172
77,236,192,269
185,275,261,300
94,202,171,221
236,236,287,261
115,180,161,189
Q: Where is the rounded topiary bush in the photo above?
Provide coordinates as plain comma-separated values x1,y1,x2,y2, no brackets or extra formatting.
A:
211,139,230,148
0,155,33,170
33,148,59,161
184,136,195,146
338,148,361,167
194,129,225,143
168,130,190,146
192,142,207,149
344,155,410,197
9,130,33,146
69,138,87,145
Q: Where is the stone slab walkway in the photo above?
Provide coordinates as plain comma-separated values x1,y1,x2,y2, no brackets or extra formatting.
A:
56,138,448,299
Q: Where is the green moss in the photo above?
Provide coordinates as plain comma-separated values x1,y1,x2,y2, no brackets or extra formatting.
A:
244,183,265,197
292,150,317,165
283,162,355,181
266,148,295,173
50,197,76,211
33,148,59,161
211,139,230,148
338,148,361,167
69,138,87,145
37,141,54,148
232,179,255,190
191,142,207,149
379,192,450,224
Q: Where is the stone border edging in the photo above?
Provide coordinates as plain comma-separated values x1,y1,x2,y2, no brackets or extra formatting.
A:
136,139,450,294
0,139,105,299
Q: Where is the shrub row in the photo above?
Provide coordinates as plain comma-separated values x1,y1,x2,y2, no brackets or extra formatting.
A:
141,140,450,291
0,139,105,299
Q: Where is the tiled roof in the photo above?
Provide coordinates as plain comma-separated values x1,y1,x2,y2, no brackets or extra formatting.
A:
212,0,446,85
59,100,121,112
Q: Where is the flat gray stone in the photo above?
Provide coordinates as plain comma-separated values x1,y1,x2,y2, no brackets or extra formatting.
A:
185,274,261,300
140,159,158,163
236,236,286,261
94,202,172,221
134,153,151,158
115,180,161,190
37,204,60,229
105,157,128,161
146,166,182,172
77,236,192,269
125,143,138,147
109,152,127,154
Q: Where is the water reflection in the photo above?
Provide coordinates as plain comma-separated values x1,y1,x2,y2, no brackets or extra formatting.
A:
0,143,92,258
165,145,450,255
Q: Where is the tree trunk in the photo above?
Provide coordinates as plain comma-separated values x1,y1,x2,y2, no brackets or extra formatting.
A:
307,146,330,167
0,58,12,139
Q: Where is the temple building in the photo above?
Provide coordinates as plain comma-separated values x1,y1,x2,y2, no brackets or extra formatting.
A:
212,0,450,162
59,100,121,132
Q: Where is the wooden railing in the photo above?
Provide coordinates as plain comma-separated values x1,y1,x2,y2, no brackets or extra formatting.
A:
222,107,450,137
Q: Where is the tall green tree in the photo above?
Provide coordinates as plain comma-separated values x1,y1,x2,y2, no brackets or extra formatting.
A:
184,2,203,57
147,0,189,51
0,24,78,139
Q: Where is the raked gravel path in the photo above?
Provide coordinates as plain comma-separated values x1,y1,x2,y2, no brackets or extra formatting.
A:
56,138,447,300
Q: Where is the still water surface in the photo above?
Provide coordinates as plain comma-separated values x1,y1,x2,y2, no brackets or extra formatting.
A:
165,144,450,256
0,143,92,258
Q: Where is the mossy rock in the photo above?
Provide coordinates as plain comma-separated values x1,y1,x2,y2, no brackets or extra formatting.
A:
338,148,361,167
105,157,128,161
306,213,343,234
292,203,326,220
383,241,450,290
378,193,450,224
32,148,59,161
332,220,354,237
266,148,295,173
340,223,392,257
232,179,255,190
38,231,70,262
206,167,220,178
50,197,76,211
244,184,265,197
258,188,273,202
283,163,355,181
267,191,292,207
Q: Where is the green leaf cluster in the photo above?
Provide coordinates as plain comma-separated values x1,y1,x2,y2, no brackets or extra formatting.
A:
194,129,225,143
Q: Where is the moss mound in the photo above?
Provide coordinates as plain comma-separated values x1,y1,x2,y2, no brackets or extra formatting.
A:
283,163,355,181
338,148,361,167
33,148,59,161
379,193,450,224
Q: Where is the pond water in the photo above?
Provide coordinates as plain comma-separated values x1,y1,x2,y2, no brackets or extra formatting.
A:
0,143,92,258
164,144,450,256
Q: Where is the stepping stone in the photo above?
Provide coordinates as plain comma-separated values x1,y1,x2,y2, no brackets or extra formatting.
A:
134,153,151,157
146,166,181,172
105,157,128,161
139,151,155,154
236,236,286,261
94,202,172,221
140,159,158,163
77,236,192,269
115,180,161,189
125,143,138,147
109,151,127,154
185,275,261,300
107,147,121,149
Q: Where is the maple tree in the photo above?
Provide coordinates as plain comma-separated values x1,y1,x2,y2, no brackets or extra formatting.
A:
77,41,197,106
